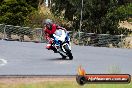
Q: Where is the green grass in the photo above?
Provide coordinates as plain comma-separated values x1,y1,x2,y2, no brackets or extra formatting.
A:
0,81,131,88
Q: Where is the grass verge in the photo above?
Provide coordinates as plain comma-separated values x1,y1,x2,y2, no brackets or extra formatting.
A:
0,77,131,88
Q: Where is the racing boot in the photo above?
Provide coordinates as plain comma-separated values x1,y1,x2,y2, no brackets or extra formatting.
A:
46,44,57,53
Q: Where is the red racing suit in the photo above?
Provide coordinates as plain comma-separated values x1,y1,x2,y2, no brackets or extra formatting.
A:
44,23,66,49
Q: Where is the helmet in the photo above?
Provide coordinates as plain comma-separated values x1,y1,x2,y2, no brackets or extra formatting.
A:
43,19,53,30
44,19,53,25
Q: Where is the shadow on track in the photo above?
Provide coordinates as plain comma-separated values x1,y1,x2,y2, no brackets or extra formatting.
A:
47,58,71,61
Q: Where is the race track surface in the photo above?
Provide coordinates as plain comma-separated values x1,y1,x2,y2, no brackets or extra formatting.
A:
0,40,132,75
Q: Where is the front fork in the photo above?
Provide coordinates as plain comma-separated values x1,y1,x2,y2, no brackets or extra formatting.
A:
61,43,71,53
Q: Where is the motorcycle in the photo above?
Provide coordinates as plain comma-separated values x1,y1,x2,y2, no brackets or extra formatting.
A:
52,29,73,60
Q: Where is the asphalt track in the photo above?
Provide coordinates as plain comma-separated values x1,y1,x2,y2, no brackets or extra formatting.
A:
0,40,132,75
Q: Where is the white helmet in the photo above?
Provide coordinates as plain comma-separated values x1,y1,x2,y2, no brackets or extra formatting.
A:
43,19,53,30
44,19,53,25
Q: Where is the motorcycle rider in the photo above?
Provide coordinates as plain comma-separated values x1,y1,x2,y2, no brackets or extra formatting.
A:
43,19,67,53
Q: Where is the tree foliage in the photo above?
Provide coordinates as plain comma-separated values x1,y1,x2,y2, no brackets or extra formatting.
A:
0,0,35,26
51,0,132,34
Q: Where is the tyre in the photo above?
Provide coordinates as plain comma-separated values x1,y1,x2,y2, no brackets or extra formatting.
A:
59,53,67,59
63,44,73,60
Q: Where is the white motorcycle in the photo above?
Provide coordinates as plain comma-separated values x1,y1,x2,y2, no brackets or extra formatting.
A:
52,29,73,60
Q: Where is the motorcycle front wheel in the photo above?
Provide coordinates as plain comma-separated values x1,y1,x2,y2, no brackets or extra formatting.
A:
63,44,73,60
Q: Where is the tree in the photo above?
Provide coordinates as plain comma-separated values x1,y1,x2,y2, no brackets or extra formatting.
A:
0,0,4,3
25,0,38,8
0,0,35,26
51,0,132,35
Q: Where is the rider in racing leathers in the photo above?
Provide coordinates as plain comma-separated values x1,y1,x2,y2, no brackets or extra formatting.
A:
43,19,67,53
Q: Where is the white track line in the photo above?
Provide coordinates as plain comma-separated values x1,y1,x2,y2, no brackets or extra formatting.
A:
0,58,7,66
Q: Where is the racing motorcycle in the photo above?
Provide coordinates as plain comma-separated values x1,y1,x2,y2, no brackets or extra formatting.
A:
52,29,73,60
